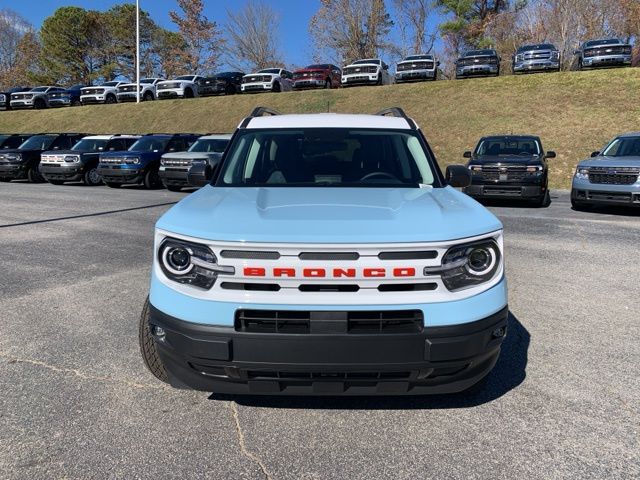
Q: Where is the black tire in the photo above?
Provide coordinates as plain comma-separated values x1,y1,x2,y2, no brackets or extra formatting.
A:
225,85,236,95
272,81,281,93
184,88,194,98
578,60,583,71
27,165,43,183
324,79,331,89
72,99,81,107
105,94,117,104
377,75,382,85
571,197,590,211
533,190,550,207
34,98,46,109
139,298,169,384
143,168,162,189
48,180,65,185
104,181,122,188
166,185,182,192
143,91,154,101
83,165,102,186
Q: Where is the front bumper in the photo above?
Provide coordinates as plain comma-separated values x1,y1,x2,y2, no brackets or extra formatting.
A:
49,99,72,107
241,82,273,93
0,163,26,179
395,69,436,82
159,166,190,186
464,183,545,199
149,302,508,395
40,163,85,181
582,54,632,68
157,89,185,99
293,79,326,89
80,95,106,104
571,178,640,206
117,93,140,102
513,59,560,72
9,101,34,108
97,165,144,184
456,65,499,78
341,74,380,86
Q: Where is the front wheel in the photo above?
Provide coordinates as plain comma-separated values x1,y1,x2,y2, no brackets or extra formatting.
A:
571,197,590,211
143,91,154,101
533,190,550,207
139,298,169,384
105,94,117,104
272,82,281,93
27,165,43,183
143,168,162,189
83,166,102,186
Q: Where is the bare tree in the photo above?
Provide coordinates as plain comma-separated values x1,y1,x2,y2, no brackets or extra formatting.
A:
393,0,435,56
309,0,394,65
0,9,34,88
225,1,283,72
169,0,223,74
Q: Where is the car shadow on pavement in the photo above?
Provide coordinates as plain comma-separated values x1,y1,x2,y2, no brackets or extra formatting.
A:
210,311,530,410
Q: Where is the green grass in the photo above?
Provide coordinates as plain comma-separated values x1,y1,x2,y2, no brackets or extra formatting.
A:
2,68,639,188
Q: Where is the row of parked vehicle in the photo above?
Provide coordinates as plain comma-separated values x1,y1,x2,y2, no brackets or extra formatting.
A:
0,132,230,191
0,128,637,210
1,37,633,110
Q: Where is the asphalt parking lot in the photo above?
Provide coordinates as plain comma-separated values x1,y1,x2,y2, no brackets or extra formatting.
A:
1,182,638,479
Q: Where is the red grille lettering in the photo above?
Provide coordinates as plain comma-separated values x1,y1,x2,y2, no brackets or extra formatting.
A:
244,267,266,277
364,268,386,277
303,268,326,278
333,268,356,278
393,267,416,277
273,268,296,277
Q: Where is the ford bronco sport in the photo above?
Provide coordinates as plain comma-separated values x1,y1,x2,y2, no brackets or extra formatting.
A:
139,107,509,395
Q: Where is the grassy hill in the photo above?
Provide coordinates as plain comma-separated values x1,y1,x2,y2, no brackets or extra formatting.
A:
2,68,639,188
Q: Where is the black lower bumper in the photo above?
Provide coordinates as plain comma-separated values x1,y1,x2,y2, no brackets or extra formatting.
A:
465,184,544,199
40,164,84,181
97,166,143,184
572,188,640,206
159,167,189,186
0,164,26,179
149,305,509,395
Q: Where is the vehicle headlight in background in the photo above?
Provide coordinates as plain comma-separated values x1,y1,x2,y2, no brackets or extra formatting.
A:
468,165,482,172
6,153,22,162
526,165,543,174
125,157,140,164
515,54,524,62
425,239,502,292
64,155,80,163
158,237,234,290
574,167,589,180
551,51,560,60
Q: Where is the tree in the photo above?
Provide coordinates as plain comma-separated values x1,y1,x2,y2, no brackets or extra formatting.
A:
0,9,34,88
309,0,394,65
153,29,190,78
169,0,223,74
393,0,436,56
225,1,284,71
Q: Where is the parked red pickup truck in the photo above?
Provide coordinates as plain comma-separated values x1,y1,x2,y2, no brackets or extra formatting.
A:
292,64,342,90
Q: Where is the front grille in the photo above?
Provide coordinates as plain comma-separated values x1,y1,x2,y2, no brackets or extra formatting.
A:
82,88,104,95
588,167,639,185
584,46,628,57
235,309,424,334
0,94,5,102
11,94,30,100
100,157,127,165
158,82,180,89
480,165,529,181
118,85,137,93
522,51,552,60
41,155,66,163
344,66,377,75
245,370,412,381
48,92,68,99
397,61,434,71
244,75,270,83
162,157,192,167
293,72,324,80
220,250,280,259
459,57,497,66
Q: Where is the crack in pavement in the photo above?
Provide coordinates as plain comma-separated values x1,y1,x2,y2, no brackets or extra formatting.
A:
229,402,272,480
1,352,166,390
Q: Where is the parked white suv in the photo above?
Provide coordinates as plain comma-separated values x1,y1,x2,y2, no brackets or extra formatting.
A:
116,78,164,102
342,59,392,87
241,68,294,93
156,75,204,100
80,81,124,105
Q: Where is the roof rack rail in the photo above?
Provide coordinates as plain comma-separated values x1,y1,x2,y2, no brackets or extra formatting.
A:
374,107,417,129
240,107,282,128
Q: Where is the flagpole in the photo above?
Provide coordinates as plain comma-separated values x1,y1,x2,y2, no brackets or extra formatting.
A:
136,0,140,103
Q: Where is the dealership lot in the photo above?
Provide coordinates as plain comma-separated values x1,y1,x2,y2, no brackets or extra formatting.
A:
0,182,638,479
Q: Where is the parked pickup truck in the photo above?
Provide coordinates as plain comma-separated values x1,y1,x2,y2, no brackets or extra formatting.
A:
81,81,124,105
571,132,640,210
10,86,67,109
395,54,439,82
117,78,164,102
0,87,31,110
40,135,140,186
48,84,85,107
159,134,231,191
0,133,87,182
241,68,294,93
463,135,555,206
512,43,561,73
139,106,509,396
575,38,633,70
98,133,199,189
341,58,392,86
455,50,501,79
156,76,203,99
292,64,342,89
199,72,245,96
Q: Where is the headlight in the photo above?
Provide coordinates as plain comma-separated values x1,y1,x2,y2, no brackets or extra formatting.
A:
526,165,543,173
468,165,482,172
64,155,80,163
191,159,206,165
515,54,524,62
6,153,22,162
623,46,632,54
575,167,589,180
425,239,502,291
158,238,234,289
125,157,140,164
551,51,560,59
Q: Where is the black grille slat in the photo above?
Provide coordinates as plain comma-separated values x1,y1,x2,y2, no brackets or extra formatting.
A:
220,250,280,259
378,283,437,292
378,251,437,260
298,284,359,292
221,282,280,292
588,170,639,185
298,252,359,260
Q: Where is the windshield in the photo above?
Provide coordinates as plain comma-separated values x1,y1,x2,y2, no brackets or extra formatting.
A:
602,137,640,157
405,55,432,61
19,135,56,150
189,139,229,153
258,69,280,74
476,138,541,156
140,78,156,84
215,72,236,78
585,39,620,47
0,135,9,144
103,82,119,87
31,87,49,92
306,64,329,69
72,138,109,151
129,137,170,152
465,50,494,57
218,128,436,188
518,44,554,52
175,76,195,81
353,59,380,65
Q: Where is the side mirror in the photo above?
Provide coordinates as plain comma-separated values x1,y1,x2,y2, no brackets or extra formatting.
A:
591,151,600,158
436,61,441,67
383,64,389,70
187,160,220,187
574,50,580,55
446,164,472,188
545,151,556,159
463,151,472,159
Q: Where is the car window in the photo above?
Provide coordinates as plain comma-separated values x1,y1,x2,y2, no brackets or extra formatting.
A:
19,135,56,150
219,128,436,188
602,137,640,157
189,139,229,153
130,137,170,152
72,138,109,151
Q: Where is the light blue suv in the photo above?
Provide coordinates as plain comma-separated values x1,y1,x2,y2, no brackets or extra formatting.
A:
571,132,640,210
139,107,509,396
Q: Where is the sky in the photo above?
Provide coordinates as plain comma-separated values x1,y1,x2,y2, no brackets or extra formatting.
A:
1,0,443,68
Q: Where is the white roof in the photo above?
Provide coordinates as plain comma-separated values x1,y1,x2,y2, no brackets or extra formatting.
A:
82,135,141,140
199,134,232,140
244,113,412,130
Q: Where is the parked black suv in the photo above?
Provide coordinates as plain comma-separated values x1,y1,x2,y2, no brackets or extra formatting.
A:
199,72,245,96
40,135,140,186
0,87,31,111
0,133,87,182
0,134,35,150
463,135,556,206
455,49,500,79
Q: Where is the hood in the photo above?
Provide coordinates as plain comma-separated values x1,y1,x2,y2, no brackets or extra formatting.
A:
398,58,433,65
156,186,502,244
103,150,160,158
161,151,213,159
472,154,543,166
577,155,640,168
42,149,96,156
346,63,379,68
295,68,327,74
